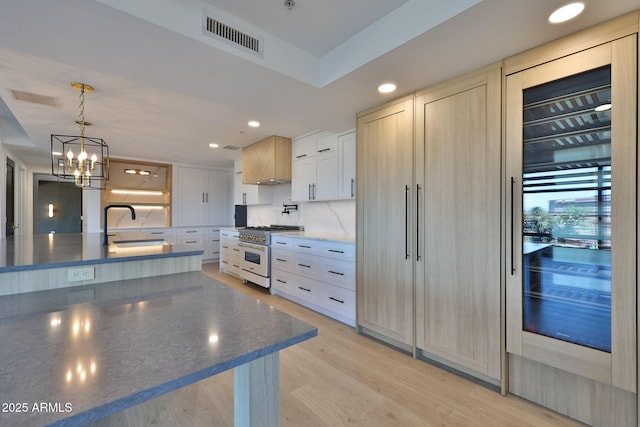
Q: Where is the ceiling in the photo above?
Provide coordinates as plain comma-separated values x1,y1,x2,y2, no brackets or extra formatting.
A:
0,0,638,170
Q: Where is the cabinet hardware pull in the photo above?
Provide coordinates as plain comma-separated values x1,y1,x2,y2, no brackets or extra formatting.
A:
328,271,344,276
416,184,421,261
510,176,515,275
312,183,316,200
317,148,331,153
186,230,197,233
298,286,311,292
298,245,312,249
296,154,307,159
328,249,344,253
206,192,209,203
350,178,355,198
277,279,287,284
276,258,287,262
233,248,240,252
150,232,162,234
405,184,410,260
222,245,228,249
308,183,312,200
329,297,344,304
275,241,287,245
186,240,197,244
222,260,228,264
202,192,205,203
236,171,242,175
298,263,311,268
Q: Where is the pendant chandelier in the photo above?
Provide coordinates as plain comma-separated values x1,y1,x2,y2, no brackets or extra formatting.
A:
51,82,109,189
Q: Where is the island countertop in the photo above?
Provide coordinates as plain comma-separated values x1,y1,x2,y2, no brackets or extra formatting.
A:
0,271,317,426
0,233,203,273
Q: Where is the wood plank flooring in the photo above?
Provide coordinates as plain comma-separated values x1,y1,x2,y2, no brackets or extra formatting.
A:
92,264,583,426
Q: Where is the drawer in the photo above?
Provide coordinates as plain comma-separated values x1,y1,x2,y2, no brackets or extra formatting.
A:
270,235,296,249
271,269,297,294
320,284,355,321
178,236,204,250
203,248,220,260
220,259,241,277
220,230,239,238
205,236,220,249
176,228,204,237
271,248,296,272
316,241,355,262
205,229,220,239
319,258,355,290
292,253,321,278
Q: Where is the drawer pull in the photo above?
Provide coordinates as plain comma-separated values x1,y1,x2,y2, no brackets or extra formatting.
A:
221,245,228,249
276,279,287,284
298,263,311,268
233,248,240,252
296,154,307,159
297,286,311,292
298,245,312,249
329,297,344,304
275,241,287,245
317,147,331,153
276,258,287,262
221,260,228,264
328,249,344,253
328,270,344,276
150,232,163,235
185,240,197,244
186,230,198,233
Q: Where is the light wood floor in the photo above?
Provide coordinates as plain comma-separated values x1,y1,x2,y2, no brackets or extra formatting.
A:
94,264,583,427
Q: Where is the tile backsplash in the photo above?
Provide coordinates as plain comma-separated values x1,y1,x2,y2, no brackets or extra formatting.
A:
246,184,355,236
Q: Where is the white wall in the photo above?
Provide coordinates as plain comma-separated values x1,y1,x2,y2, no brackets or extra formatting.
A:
247,183,355,236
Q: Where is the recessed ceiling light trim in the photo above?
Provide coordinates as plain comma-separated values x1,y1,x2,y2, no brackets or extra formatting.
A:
548,2,585,24
378,83,397,94
248,121,260,128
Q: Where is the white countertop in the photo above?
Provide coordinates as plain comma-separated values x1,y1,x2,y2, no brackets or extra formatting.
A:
272,231,355,244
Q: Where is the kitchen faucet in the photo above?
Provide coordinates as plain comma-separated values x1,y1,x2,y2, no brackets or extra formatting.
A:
103,205,136,245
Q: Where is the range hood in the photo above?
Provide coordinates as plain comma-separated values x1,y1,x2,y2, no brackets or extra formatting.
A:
242,136,291,185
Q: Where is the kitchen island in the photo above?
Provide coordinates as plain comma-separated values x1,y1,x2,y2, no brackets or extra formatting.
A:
0,271,317,426
0,233,203,296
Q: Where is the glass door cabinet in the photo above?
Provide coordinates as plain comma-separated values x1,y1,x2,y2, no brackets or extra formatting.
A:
506,36,636,392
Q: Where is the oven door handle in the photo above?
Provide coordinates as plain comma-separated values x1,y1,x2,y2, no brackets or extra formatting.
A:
237,242,266,251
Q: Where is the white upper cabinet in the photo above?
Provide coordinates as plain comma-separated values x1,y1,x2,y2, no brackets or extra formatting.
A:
292,130,354,202
337,131,356,199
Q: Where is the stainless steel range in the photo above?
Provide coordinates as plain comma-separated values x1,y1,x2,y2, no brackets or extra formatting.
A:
237,225,303,289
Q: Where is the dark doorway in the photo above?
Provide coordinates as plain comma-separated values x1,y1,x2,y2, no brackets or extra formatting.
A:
5,157,15,237
34,176,82,234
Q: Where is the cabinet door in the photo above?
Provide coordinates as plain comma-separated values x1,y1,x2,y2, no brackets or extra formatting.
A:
292,157,315,201
178,167,207,226
338,132,356,199
506,37,636,392
415,65,502,380
205,169,229,225
356,96,414,348
314,150,338,201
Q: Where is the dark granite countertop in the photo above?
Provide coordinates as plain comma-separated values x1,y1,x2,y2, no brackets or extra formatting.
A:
0,233,203,273
0,271,317,426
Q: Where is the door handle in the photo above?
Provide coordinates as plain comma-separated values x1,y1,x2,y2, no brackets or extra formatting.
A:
416,184,421,261
510,177,516,275
405,185,410,260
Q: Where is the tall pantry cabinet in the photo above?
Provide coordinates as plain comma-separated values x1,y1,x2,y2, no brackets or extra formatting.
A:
356,96,415,348
356,63,502,381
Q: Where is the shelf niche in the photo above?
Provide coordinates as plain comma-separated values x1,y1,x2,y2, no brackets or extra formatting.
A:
102,159,172,229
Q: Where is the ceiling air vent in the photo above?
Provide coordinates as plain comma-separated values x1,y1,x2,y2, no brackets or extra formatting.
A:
223,145,240,151
10,89,58,107
203,16,262,57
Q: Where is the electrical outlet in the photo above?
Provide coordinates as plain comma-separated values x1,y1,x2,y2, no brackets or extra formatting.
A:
68,267,95,282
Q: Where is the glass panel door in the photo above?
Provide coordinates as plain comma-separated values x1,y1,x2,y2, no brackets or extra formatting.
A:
521,66,612,352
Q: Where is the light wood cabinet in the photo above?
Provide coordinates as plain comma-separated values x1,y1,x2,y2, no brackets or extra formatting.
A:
356,96,414,349
233,159,271,205
242,136,291,184
357,67,502,382
414,64,502,382
177,167,230,226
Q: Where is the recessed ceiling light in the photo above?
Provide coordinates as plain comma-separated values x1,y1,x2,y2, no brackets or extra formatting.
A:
548,2,585,24
378,83,396,94
209,143,219,148
248,121,260,128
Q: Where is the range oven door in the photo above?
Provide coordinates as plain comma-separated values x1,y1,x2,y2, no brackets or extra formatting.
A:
238,242,270,288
